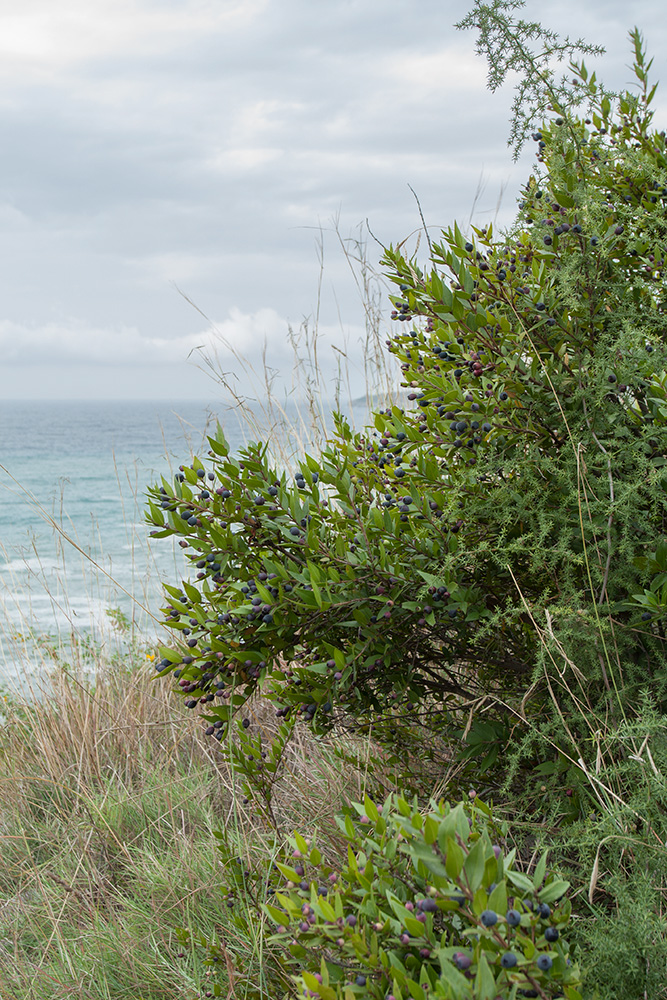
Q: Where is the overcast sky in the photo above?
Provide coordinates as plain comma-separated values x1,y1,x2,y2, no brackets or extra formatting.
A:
1,0,666,402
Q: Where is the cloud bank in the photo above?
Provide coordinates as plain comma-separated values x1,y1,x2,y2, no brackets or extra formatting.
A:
0,0,664,399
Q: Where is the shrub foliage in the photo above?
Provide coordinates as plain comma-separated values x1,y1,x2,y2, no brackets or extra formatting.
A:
148,22,667,783
265,794,581,1000
181,794,581,1000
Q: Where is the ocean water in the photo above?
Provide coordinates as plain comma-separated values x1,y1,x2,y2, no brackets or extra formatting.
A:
0,397,370,685
0,400,249,683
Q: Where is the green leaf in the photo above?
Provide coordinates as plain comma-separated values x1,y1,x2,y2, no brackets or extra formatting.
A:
408,841,449,879
404,915,427,938
182,581,202,604
459,262,474,296
315,898,337,923
483,853,498,887
474,953,497,1000
436,953,471,999
538,879,570,904
294,832,309,854
310,578,324,608
505,869,534,894
487,879,508,915
472,886,488,916
656,539,667,570
274,891,296,913
275,862,302,882
445,837,465,880
263,903,288,924
552,187,574,208
533,851,547,888
406,979,426,1000
387,893,423,936
463,838,486,893
423,815,439,845
438,805,469,850
207,428,229,456
364,794,380,822
157,646,180,664
302,972,337,1000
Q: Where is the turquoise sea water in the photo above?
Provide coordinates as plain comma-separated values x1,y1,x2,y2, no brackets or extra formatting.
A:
0,400,245,682
0,397,369,684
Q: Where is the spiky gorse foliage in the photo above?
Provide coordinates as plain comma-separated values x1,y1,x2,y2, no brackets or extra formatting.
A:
455,0,610,160
536,700,667,1000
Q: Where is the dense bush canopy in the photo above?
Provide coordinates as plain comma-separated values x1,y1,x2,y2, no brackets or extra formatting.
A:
147,27,667,789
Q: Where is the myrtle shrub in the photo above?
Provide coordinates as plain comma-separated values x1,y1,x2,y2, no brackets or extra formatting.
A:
182,794,580,1000
147,27,667,801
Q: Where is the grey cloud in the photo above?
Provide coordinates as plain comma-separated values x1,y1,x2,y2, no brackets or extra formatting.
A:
0,0,665,400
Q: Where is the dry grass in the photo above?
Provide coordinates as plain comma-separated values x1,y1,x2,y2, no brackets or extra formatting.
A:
0,637,398,1000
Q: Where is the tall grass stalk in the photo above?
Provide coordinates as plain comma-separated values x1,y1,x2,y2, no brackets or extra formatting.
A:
181,219,400,469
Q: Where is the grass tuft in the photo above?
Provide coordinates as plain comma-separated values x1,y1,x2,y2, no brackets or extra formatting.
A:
0,645,387,999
